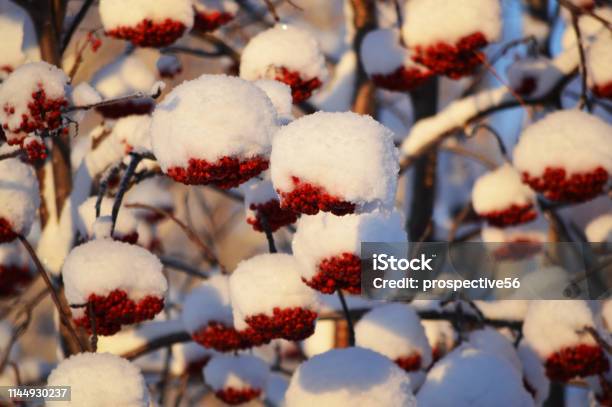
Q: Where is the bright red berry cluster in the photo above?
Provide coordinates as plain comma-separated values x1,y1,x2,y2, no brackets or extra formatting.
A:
215,387,261,405
23,138,48,164
372,66,434,92
247,199,298,232
73,289,164,335
193,10,234,32
105,19,187,48
279,176,356,216
0,265,33,297
303,252,361,294
2,84,67,136
479,203,537,227
522,166,609,202
192,321,254,352
412,32,489,79
245,306,317,341
545,344,609,382
274,67,322,103
395,353,423,372
167,155,269,188
0,218,17,243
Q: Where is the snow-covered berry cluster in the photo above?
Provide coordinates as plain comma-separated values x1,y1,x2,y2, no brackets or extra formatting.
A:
0,62,68,155
472,164,537,227
204,354,270,405
229,254,318,343
293,210,406,294
240,24,327,103
271,111,399,215
100,0,194,47
62,239,167,335
514,110,612,203
243,178,298,233
402,0,502,79
151,75,277,188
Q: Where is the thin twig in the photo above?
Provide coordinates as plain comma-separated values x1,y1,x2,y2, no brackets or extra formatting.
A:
558,0,612,32
263,0,280,21
0,150,24,161
160,256,209,279
569,12,591,111
125,203,220,267
440,145,498,170
60,0,95,54
162,46,225,58
336,290,355,347
17,235,86,352
468,122,509,161
111,153,143,236
259,213,277,253
65,88,163,113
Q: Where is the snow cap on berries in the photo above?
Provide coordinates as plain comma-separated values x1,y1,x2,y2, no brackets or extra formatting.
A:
587,34,612,98
71,82,103,107
0,62,68,143
472,164,537,227
240,24,327,102
360,28,433,92
585,213,612,243
285,347,416,406
402,0,501,78
271,111,399,214
62,239,167,318
47,353,149,407
0,158,39,242
99,0,193,47
513,110,612,202
402,0,501,47
229,253,317,333
523,300,609,381
254,79,294,124
151,74,278,187
417,346,533,407
181,274,233,334
355,304,432,388
292,209,406,293
76,197,139,242
204,354,270,404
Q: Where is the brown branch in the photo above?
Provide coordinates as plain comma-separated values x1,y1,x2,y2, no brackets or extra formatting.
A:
125,203,220,267
350,0,377,115
60,0,95,54
569,11,591,110
263,0,280,21
17,235,87,352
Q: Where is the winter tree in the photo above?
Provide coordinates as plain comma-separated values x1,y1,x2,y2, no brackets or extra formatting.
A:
0,0,610,406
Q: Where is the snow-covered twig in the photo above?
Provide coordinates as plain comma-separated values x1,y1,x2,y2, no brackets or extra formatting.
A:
400,47,579,163
65,87,163,113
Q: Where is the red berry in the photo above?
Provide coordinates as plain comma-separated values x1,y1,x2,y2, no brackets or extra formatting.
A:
166,155,269,188
215,387,261,405
395,353,423,372
302,252,361,294
247,199,298,232
0,264,33,298
193,10,234,32
274,67,322,103
105,18,187,48
412,32,489,79
544,344,609,382
0,217,17,244
278,176,356,216
245,307,317,341
479,203,537,227
372,66,434,92
522,166,609,202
